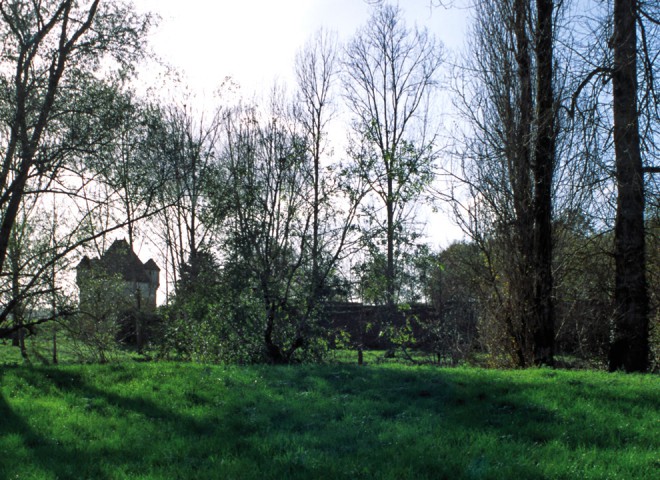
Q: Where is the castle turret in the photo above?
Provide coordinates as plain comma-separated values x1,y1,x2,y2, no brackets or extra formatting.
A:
143,259,160,308
143,259,160,288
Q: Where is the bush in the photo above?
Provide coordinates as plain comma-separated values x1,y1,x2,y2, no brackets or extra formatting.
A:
68,271,133,363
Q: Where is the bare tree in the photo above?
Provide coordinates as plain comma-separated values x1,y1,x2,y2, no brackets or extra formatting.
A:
343,3,443,313
449,0,559,366
568,0,658,371
146,101,225,298
295,30,365,311
86,94,161,250
295,29,338,303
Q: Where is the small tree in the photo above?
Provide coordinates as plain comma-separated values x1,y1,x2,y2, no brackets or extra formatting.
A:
69,271,133,363
158,250,230,362
221,99,316,363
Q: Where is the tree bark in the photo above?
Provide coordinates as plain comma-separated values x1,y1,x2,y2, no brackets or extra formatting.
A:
386,177,395,313
609,0,649,372
532,0,556,366
513,0,535,366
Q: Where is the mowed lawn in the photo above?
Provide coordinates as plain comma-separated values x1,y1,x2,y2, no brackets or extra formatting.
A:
0,360,658,479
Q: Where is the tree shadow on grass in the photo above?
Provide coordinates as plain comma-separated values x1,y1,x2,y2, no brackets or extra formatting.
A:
260,367,561,478
0,364,657,479
245,365,658,479
1,366,113,479
0,365,226,479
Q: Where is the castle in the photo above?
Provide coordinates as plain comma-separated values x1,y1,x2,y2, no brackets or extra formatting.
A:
76,239,160,310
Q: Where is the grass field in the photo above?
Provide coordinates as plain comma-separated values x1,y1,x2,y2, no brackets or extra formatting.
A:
1,355,658,479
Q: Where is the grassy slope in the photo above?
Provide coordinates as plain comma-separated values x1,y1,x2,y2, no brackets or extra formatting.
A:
0,360,658,480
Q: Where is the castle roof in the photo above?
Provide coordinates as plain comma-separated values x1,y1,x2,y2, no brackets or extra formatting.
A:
77,239,159,284
143,259,160,271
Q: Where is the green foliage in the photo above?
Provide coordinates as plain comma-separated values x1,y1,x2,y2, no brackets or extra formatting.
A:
354,243,437,306
159,291,266,365
380,316,417,351
331,329,353,351
209,103,338,364
69,271,133,363
553,219,614,365
0,362,657,479
353,251,388,305
157,248,333,364
0,0,153,338
158,251,262,363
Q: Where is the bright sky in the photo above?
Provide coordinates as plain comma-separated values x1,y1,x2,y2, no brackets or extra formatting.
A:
136,0,468,96
134,0,469,247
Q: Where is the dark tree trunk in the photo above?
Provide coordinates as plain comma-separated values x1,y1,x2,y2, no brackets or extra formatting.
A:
386,182,396,320
263,303,289,364
609,0,649,372
312,107,321,302
508,0,557,367
513,0,535,366
532,0,556,366
52,327,58,364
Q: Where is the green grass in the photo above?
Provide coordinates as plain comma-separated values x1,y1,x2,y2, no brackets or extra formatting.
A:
329,348,439,365
1,359,658,479
0,327,144,366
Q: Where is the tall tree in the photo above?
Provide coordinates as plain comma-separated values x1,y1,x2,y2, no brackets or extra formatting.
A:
295,30,365,311
532,0,556,365
0,0,152,334
450,0,558,366
295,29,338,304
343,3,443,312
562,0,659,370
609,0,649,372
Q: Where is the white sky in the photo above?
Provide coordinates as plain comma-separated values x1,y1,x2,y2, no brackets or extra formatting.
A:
136,0,468,96
133,0,469,247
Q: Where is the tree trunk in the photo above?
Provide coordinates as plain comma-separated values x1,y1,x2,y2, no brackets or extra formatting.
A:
52,327,58,364
513,0,535,365
609,0,649,372
264,303,285,364
312,108,321,301
386,181,395,310
532,0,556,366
